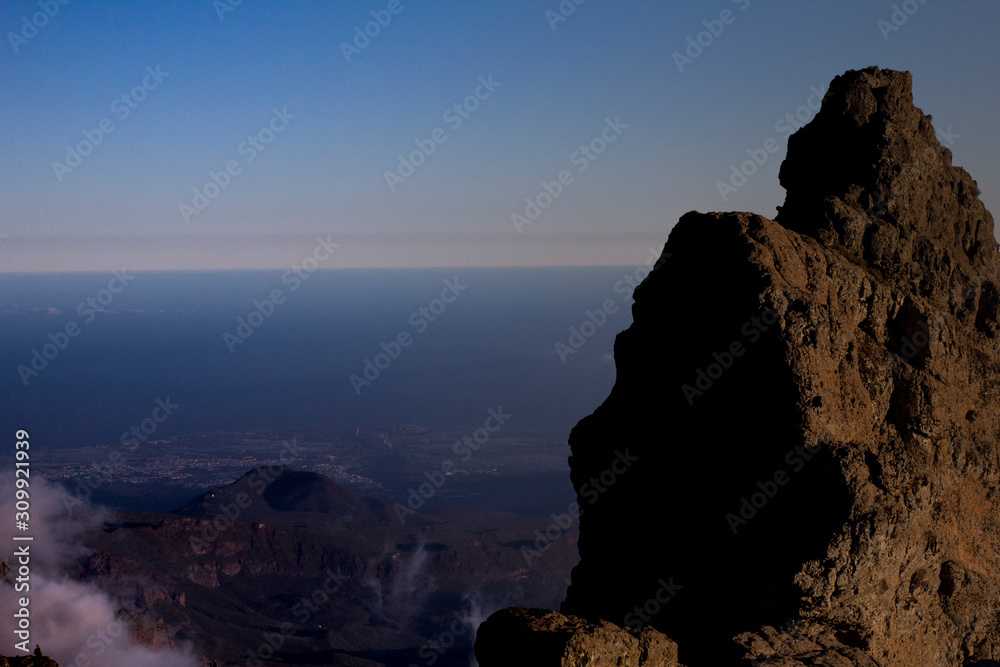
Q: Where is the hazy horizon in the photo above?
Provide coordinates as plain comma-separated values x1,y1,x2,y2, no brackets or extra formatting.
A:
3,4,1000,665
3,1,999,272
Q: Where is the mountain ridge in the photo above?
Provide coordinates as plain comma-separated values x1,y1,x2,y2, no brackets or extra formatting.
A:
171,465,391,524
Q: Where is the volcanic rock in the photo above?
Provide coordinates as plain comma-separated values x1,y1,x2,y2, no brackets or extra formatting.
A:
0,652,60,667
477,66,1000,666
475,607,682,667
67,471,581,665
171,466,390,523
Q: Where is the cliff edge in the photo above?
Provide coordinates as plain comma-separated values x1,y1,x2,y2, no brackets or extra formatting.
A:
477,67,1000,666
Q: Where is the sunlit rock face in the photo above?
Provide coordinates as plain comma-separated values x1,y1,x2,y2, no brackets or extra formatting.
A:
478,67,1000,666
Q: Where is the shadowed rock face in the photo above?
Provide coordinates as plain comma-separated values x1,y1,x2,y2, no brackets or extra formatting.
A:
0,650,61,666
475,607,682,667
776,67,998,314
477,67,1000,666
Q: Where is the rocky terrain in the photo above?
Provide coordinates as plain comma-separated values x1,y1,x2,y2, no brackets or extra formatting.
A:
0,652,60,667
477,67,1000,665
476,607,681,667
55,466,578,666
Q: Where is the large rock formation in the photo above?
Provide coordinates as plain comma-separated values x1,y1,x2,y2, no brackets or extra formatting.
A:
477,67,1000,665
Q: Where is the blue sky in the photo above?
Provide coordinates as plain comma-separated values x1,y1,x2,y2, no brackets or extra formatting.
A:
2,0,998,271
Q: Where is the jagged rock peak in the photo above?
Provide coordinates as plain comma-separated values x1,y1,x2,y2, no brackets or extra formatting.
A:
476,66,1000,666
776,66,997,313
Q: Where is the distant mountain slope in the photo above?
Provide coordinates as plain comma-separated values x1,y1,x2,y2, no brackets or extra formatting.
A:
171,465,390,523
65,466,579,666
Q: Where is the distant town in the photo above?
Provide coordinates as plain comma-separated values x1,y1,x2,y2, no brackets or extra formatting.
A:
38,425,573,512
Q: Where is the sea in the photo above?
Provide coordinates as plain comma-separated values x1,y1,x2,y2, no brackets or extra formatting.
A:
1,267,637,453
